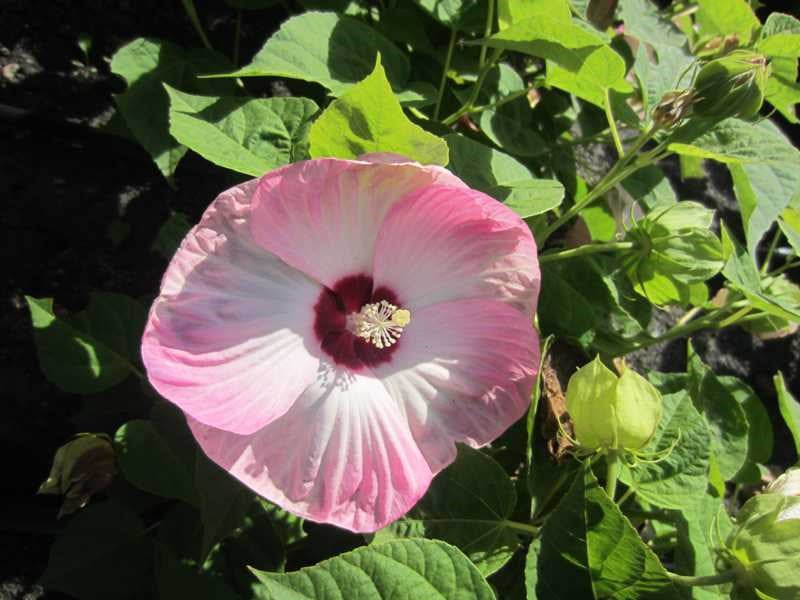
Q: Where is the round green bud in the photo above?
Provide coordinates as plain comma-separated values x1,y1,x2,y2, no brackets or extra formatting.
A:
725,493,800,599
692,50,769,121
565,357,662,451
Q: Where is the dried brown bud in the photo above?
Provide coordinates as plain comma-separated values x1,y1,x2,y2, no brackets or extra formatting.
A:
39,433,115,518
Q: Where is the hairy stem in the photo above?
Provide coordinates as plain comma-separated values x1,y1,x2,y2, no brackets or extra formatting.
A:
539,241,636,264
181,0,213,50
441,48,504,126
667,570,738,587
605,451,622,500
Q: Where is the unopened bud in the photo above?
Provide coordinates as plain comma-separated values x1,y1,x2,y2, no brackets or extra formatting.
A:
39,433,115,517
724,493,800,598
692,50,769,120
652,89,696,129
565,357,662,451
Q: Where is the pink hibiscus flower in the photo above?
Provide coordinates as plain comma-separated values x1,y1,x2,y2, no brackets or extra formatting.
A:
141,154,540,532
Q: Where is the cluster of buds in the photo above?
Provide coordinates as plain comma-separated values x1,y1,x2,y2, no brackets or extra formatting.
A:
565,356,662,452
653,49,769,128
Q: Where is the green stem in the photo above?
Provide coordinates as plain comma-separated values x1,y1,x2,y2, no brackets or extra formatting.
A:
760,227,783,275
441,47,503,126
539,241,635,264
770,259,800,277
478,0,496,69
667,570,738,587
181,0,213,50
633,300,750,350
539,126,660,244
616,487,635,506
605,451,622,500
433,29,457,122
604,88,624,158
502,519,541,536
469,86,533,116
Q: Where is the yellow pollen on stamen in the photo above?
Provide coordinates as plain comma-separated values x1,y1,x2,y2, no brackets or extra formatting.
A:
349,300,412,349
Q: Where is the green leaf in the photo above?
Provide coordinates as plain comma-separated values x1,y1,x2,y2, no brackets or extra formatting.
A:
757,14,800,122
775,372,800,463
166,85,319,177
110,38,235,180
538,256,653,355
671,119,800,257
309,58,448,165
115,420,198,506
469,63,547,157
499,0,571,28
721,225,800,322
633,43,694,119
619,386,711,509
620,165,677,212
250,538,495,599
620,0,687,51
445,134,564,217
534,466,678,599
673,492,734,599
26,293,146,394
728,123,800,257
152,212,192,260
695,0,760,45
41,502,154,600
687,345,750,481
481,15,631,107
227,11,409,96
374,446,518,576
195,453,252,561
523,538,542,599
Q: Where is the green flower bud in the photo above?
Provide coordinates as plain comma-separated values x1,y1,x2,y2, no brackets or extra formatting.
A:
692,50,769,121
565,357,662,451
39,433,115,517
725,493,800,599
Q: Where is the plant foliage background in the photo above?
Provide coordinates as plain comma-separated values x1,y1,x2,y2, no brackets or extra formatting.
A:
3,0,800,598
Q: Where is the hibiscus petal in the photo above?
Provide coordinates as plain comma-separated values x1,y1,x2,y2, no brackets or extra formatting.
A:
187,365,432,533
372,184,539,313
374,299,539,474
249,157,465,288
142,180,322,435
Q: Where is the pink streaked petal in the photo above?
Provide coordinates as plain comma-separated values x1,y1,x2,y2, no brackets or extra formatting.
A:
372,184,539,314
374,299,539,474
142,180,322,436
187,365,432,533
249,157,466,288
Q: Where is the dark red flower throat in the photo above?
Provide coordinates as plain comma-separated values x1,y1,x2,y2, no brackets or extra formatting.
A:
313,274,401,370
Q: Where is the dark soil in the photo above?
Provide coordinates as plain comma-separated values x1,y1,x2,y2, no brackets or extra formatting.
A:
1,1,799,599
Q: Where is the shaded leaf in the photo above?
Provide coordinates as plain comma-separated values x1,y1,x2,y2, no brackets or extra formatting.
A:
166,85,319,176
41,502,154,600
535,466,678,599
227,12,410,96
26,294,146,394
114,420,198,506
445,133,563,217
375,445,518,576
